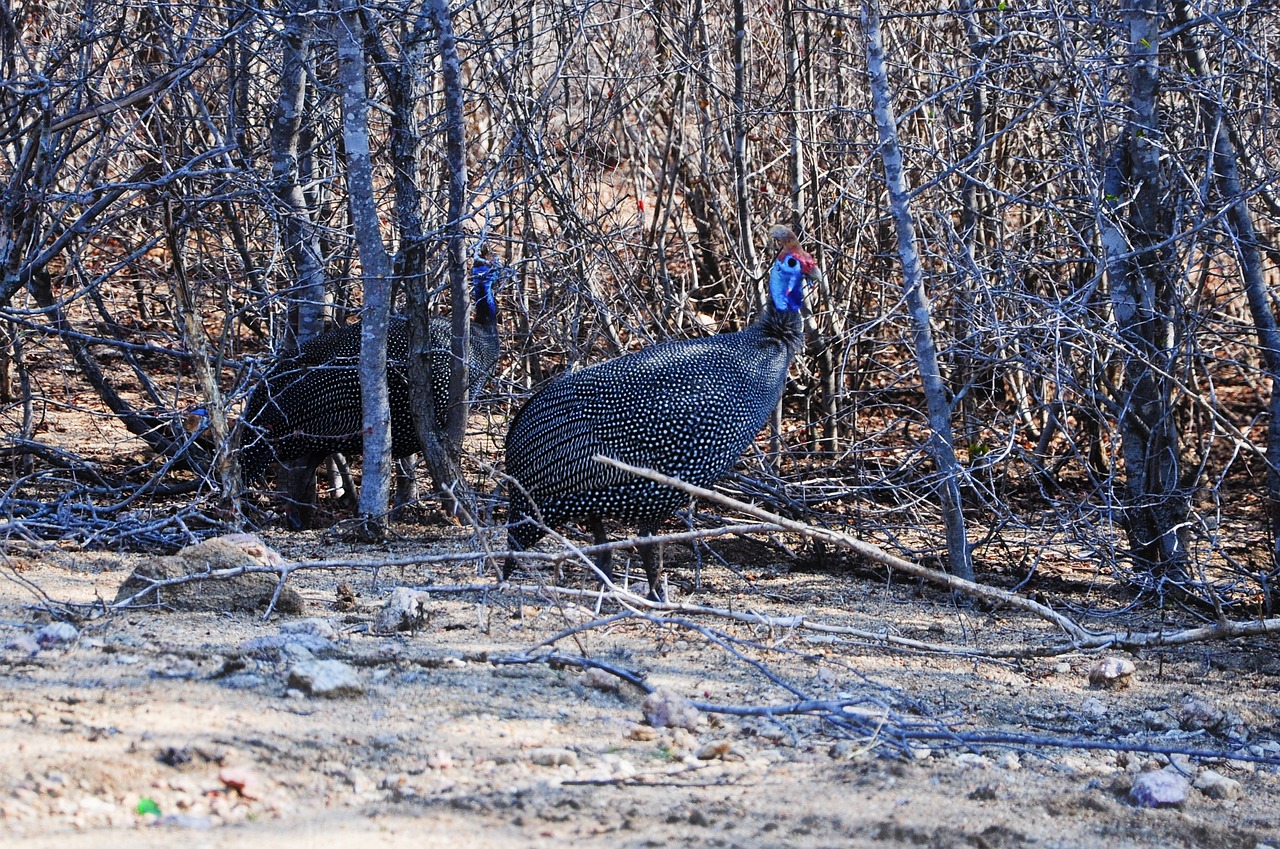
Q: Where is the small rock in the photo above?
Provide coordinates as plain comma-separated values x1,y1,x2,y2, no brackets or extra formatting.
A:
578,667,621,692
113,534,304,614
240,633,337,658
219,673,268,690
370,734,399,750
969,784,999,801
1242,740,1280,760
156,746,193,767
665,727,699,756
344,768,373,794
218,766,264,800
334,581,358,612
279,618,338,640
626,724,656,742
1129,769,1189,808
36,622,79,649
1053,662,1071,674
528,747,578,767
280,642,315,664
601,754,637,778
286,660,365,698
953,753,992,770
1194,769,1242,801
3,632,41,656
1088,656,1136,689
373,587,432,634
155,813,214,829
1141,709,1178,731
426,750,453,770
997,753,1022,771
380,774,416,800
1080,697,1107,720
1178,697,1225,732
153,659,202,679
642,688,701,731
695,740,739,761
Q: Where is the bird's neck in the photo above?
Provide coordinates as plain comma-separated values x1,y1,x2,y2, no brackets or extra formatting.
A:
472,296,498,331
756,304,803,352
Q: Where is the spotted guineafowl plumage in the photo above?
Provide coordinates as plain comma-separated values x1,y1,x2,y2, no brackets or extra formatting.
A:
503,226,818,599
240,259,502,526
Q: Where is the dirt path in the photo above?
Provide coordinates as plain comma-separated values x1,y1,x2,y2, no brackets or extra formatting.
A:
2,533,1277,847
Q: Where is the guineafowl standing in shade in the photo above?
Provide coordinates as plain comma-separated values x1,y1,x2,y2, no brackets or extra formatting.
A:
240,258,503,527
503,226,818,600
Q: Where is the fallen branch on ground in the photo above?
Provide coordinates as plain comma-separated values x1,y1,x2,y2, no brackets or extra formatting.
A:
481,617,1280,768
591,454,1280,653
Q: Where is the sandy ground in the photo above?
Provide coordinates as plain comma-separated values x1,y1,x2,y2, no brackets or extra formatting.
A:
2,528,1279,848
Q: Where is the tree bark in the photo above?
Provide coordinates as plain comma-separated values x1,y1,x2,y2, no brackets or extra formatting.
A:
1174,1,1280,585
1098,0,1188,580
413,0,476,521
863,0,974,582
337,0,393,533
165,201,241,525
265,0,329,511
270,0,327,350
730,0,756,276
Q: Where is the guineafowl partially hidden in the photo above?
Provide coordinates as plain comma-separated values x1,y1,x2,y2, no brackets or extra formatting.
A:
503,226,819,600
240,258,503,527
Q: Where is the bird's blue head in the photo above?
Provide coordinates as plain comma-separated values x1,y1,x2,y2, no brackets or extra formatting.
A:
767,225,817,313
471,257,503,317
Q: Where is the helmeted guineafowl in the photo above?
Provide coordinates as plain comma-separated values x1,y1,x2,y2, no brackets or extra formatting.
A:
503,226,818,599
240,258,503,526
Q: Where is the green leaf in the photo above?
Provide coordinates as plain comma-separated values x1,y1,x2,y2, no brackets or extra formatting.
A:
997,0,1007,10
136,797,161,816
1139,37,1150,47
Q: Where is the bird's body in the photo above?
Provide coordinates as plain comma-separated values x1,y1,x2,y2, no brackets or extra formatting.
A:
503,227,817,599
240,261,501,526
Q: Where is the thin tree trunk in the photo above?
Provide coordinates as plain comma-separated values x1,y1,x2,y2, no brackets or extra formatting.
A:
337,0,393,534
1098,0,1188,580
415,0,475,521
1174,2,1280,588
266,0,329,511
731,0,756,275
164,201,241,526
863,0,974,582
365,5,430,511
953,0,990,445
270,0,326,349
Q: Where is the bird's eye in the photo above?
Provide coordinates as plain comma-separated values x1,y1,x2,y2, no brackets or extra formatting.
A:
785,256,798,268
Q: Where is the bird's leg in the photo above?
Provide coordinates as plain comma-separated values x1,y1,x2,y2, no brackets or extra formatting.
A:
392,455,418,509
638,523,665,602
589,515,614,585
284,456,325,529
502,529,523,581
